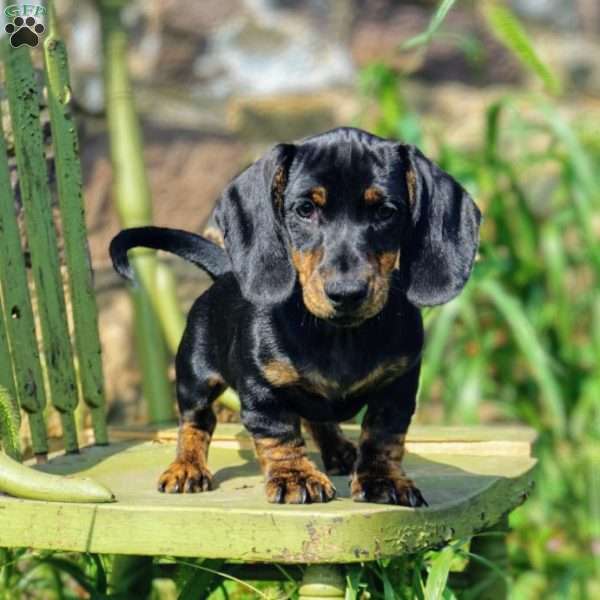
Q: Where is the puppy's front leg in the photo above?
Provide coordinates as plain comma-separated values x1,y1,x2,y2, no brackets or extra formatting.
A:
351,365,428,507
241,394,336,504
158,410,215,493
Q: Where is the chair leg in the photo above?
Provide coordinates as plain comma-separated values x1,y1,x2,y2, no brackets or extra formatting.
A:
110,555,153,598
464,515,509,600
299,564,346,599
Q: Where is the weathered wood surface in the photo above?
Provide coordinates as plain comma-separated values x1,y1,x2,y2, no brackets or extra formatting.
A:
0,425,536,562
0,104,48,455
4,46,80,453
0,3,108,451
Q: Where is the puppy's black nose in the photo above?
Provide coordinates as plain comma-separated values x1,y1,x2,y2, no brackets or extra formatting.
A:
325,280,368,311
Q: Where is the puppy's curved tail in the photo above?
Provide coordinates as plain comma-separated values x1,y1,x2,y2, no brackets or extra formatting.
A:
110,226,229,282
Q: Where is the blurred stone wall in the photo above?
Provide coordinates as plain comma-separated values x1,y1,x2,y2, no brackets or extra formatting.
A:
47,0,599,423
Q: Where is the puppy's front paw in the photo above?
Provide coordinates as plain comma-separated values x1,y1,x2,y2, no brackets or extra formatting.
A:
322,439,357,475
158,461,213,493
351,473,427,507
266,463,336,504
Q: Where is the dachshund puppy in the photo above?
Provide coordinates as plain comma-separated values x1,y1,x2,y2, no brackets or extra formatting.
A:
110,127,481,506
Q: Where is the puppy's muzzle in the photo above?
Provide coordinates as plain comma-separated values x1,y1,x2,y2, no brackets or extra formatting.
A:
324,278,369,313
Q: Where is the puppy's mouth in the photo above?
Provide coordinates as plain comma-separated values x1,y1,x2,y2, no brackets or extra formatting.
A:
327,313,368,328
326,294,387,327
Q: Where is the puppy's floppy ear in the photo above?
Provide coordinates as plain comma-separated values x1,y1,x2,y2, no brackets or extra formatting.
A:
215,143,296,305
399,144,481,307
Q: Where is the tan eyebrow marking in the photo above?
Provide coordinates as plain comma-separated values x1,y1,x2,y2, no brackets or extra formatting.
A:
310,186,327,207
364,187,384,205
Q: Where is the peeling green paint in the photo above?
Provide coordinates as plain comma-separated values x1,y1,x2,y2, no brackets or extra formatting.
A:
4,44,80,452
0,430,536,561
0,94,48,455
43,1,107,445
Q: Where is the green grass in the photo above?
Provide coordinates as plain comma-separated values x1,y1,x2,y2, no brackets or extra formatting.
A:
356,4,600,593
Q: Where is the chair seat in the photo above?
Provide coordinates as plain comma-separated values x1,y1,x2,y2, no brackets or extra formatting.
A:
0,424,536,563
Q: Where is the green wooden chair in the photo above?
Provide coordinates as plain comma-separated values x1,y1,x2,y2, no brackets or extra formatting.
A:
0,6,537,599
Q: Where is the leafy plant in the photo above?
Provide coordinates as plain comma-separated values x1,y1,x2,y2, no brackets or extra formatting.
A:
357,0,600,597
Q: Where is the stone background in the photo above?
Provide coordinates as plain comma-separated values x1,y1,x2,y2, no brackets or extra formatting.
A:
46,0,600,423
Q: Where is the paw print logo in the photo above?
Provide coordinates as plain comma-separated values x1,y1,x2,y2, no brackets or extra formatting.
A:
5,16,45,48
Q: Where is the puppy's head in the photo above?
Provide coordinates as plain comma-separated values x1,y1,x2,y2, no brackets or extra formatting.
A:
216,127,481,326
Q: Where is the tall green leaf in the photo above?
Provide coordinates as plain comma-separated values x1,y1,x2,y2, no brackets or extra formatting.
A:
480,2,561,94
178,559,225,600
477,278,566,435
424,547,455,600
402,0,458,49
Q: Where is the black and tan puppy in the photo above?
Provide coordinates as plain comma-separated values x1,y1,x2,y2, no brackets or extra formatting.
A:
110,127,481,506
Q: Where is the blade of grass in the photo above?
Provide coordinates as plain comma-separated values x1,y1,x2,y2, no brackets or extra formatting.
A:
381,568,397,600
541,105,599,202
420,298,462,401
31,557,101,600
345,565,364,600
88,554,107,597
424,546,455,600
540,225,572,352
178,559,225,600
413,555,426,600
172,560,269,600
480,1,561,94
402,0,458,50
477,278,566,435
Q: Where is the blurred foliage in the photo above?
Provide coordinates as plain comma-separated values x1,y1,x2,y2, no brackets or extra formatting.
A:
402,0,562,94
357,0,600,596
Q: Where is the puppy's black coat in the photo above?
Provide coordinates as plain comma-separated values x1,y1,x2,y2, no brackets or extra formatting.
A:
110,127,481,506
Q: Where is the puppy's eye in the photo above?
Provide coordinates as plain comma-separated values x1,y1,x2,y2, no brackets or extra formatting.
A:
375,204,397,221
296,200,316,219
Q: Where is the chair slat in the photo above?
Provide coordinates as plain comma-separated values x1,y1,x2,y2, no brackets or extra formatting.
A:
43,6,108,445
0,304,20,459
0,108,48,455
4,46,79,453
0,299,16,404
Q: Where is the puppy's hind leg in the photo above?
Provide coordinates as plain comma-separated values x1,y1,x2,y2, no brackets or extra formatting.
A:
158,321,225,493
303,421,357,475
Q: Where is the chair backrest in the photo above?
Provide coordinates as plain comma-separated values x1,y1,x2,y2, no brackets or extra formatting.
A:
0,5,107,460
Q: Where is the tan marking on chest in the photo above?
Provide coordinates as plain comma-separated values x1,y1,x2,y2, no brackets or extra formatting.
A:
263,360,337,395
263,360,300,387
299,371,340,397
265,356,412,397
347,356,412,396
